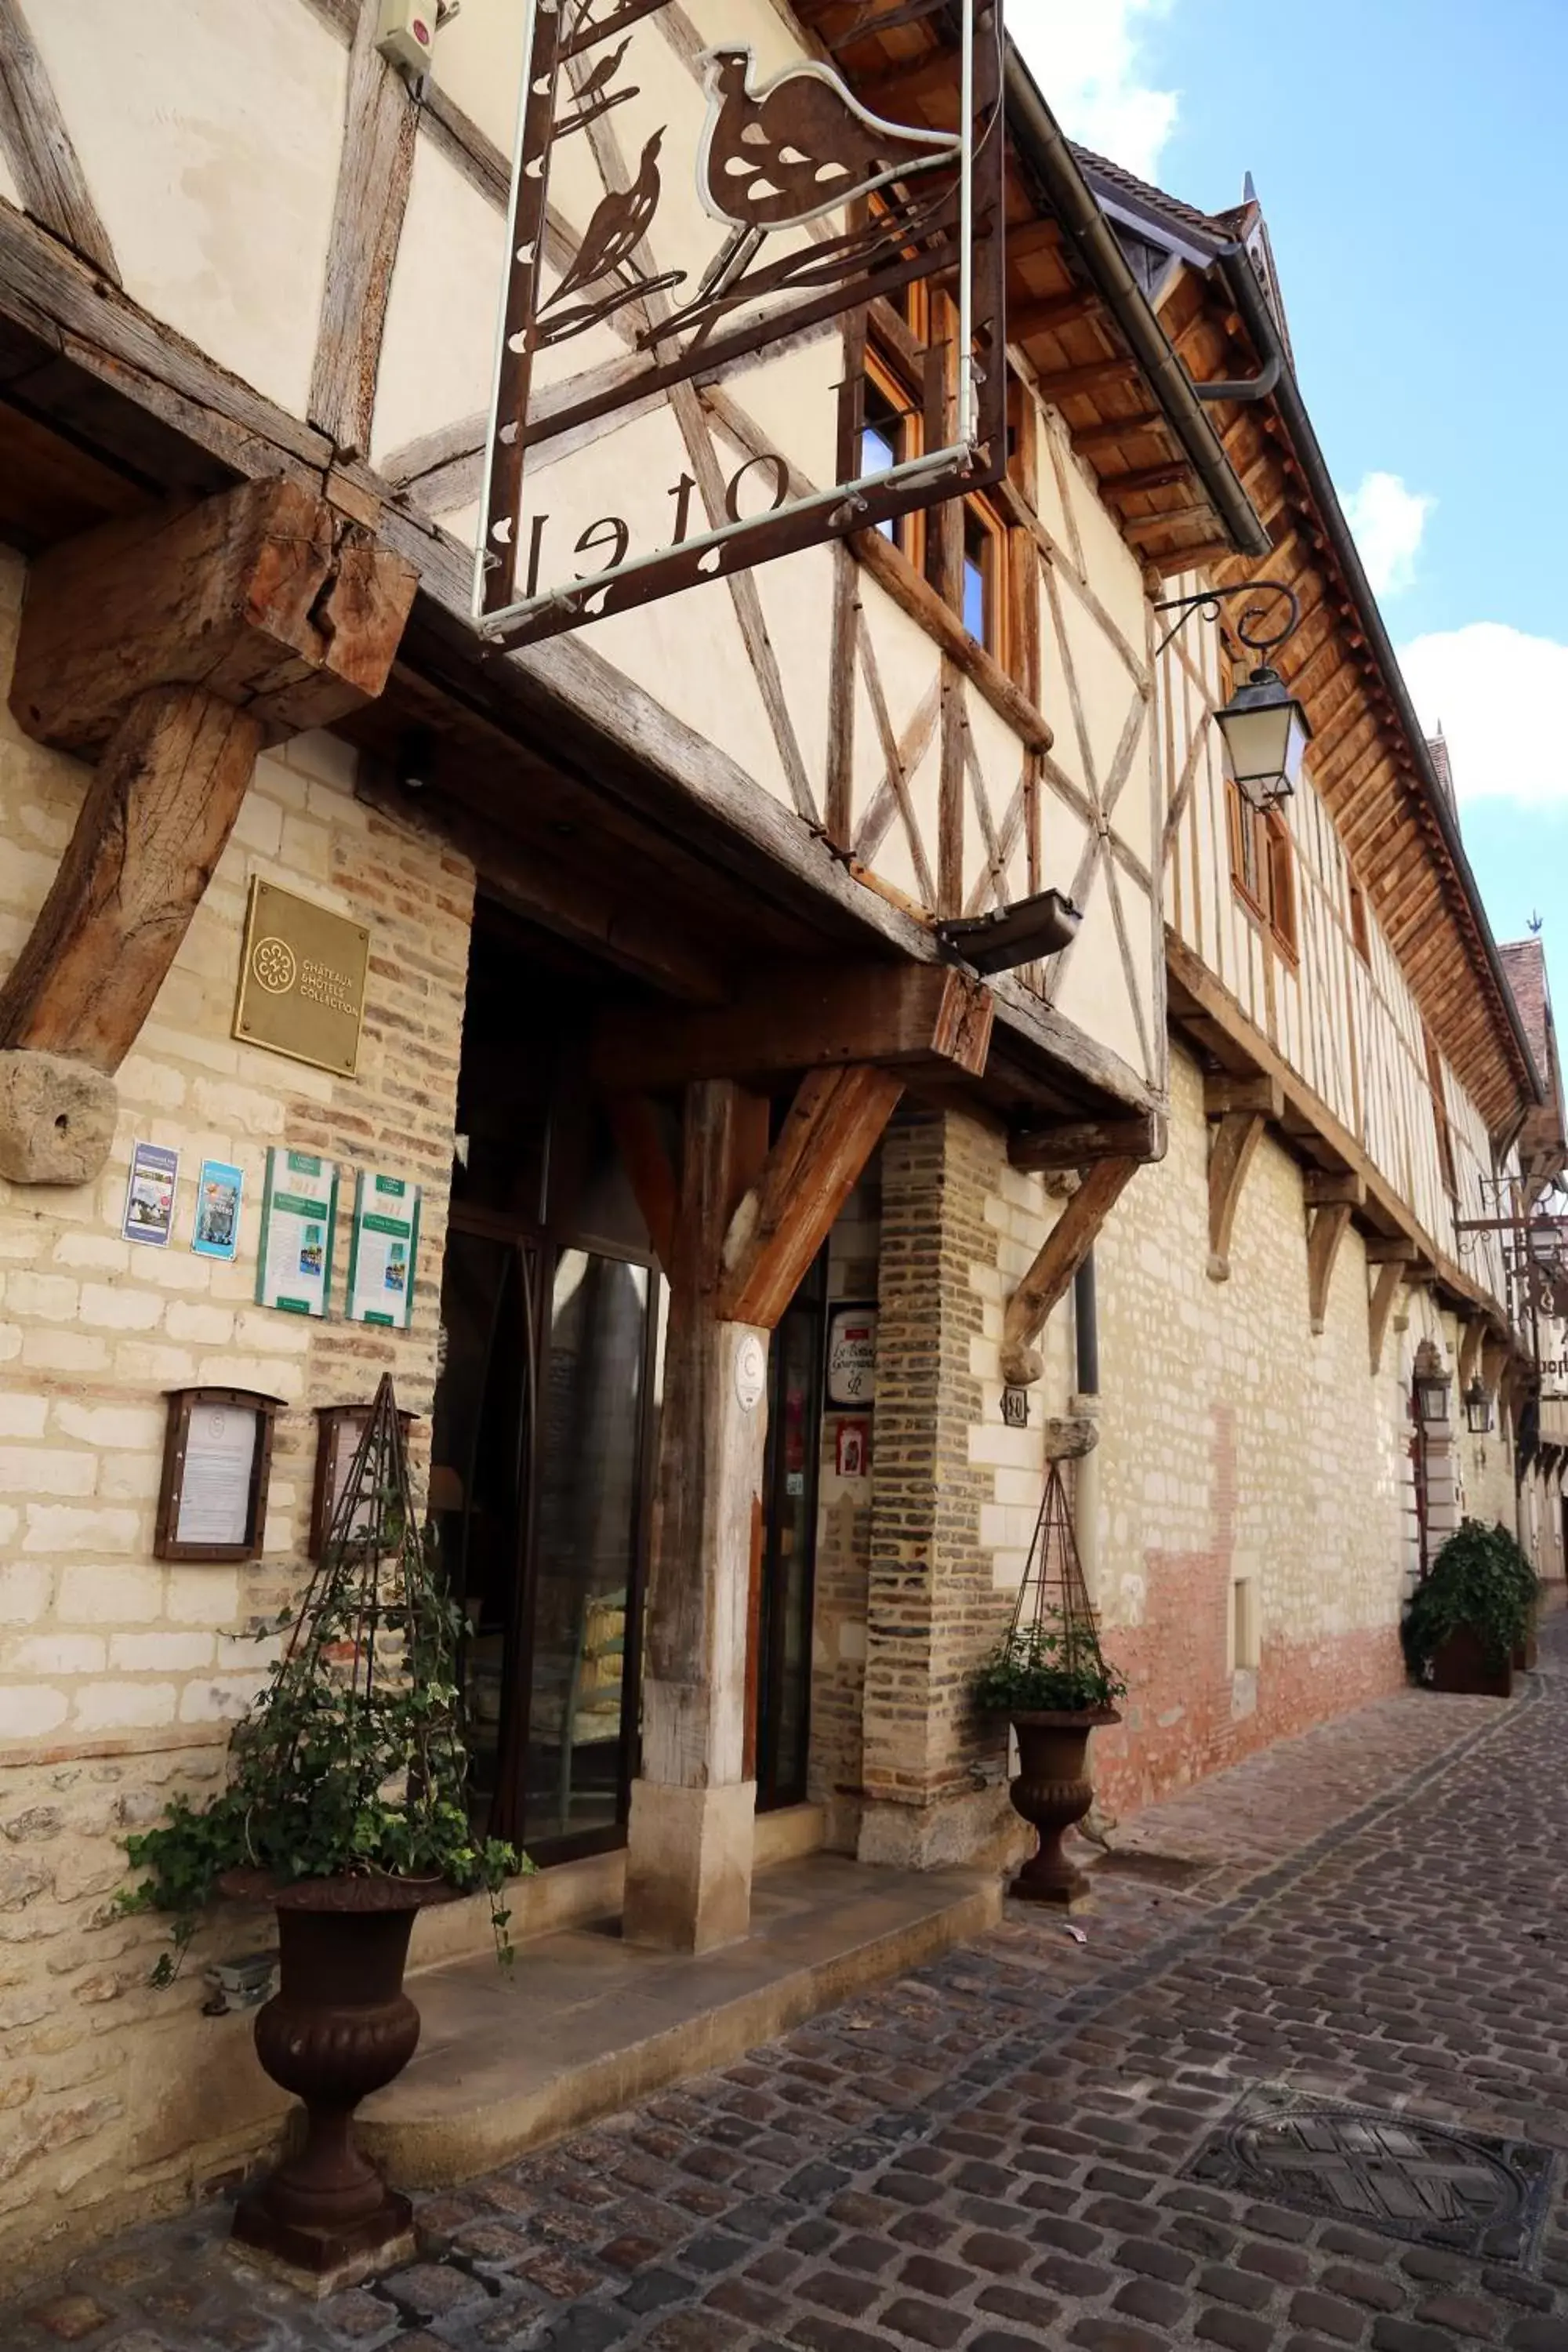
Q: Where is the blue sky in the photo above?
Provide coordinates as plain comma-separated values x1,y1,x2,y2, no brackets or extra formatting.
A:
1011,0,1568,1044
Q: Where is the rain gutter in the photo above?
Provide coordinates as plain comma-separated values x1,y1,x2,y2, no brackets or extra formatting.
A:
1217,246,1544,1116
1000,48,1271,562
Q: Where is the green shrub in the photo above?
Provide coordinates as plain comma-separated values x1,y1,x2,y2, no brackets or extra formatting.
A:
973,1619,1127,1716
1401,1517,1539,1678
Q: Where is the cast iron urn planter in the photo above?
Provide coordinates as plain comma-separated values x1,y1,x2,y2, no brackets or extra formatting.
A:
1007,1707,1122,1904
225,1871,450,2276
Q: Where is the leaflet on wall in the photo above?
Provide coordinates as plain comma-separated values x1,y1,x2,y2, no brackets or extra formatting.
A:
346,1171,421,1330
826,1302,877,1407
191,1159,244,1261
122,1142,180,1248
256,1149,338,1317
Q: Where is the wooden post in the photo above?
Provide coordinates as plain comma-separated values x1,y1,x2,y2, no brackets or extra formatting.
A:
624,1061,903,1951
623,1080,770,1955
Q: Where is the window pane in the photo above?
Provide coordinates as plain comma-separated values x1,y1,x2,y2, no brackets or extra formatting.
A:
526,1250,649,1846
963,550,987,644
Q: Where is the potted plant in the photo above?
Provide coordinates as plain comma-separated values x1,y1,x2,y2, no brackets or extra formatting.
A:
1493,1522,1542,1668
118,1376,525,2284
1401,1517,1538,1698
973,1459,1126,1904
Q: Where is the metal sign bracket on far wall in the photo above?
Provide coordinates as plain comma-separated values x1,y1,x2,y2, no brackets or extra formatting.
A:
474,0,1006,648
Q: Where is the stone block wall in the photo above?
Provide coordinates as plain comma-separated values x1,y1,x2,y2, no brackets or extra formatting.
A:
0,545,474,2281
1089,1045,1414,1816
806,1169,880,1856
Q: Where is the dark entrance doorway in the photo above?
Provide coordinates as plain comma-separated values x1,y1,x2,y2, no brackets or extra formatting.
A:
430,901,829,1857
756,1254,826,1811
429,906,662,1864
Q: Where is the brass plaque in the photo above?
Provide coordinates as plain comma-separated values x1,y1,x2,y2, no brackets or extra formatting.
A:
233,879,369,1077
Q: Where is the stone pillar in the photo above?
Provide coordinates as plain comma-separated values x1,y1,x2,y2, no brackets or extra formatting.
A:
857,1109,1012,1870
623,1083,764,1952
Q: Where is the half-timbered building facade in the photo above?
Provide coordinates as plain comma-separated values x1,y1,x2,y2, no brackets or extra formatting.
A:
0,0,1552,2278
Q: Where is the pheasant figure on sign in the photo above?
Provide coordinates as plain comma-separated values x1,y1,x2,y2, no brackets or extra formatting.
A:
692,45,963,307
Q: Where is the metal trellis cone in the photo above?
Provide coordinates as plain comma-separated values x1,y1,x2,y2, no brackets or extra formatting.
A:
1007,1457,1105,1679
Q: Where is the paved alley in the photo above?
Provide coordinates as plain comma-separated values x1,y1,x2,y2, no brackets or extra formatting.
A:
10,1635,1568,2352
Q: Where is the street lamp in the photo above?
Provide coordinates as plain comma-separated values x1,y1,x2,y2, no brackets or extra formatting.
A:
1214,664,1313,811
1463,1376,1492,1434
1154,578,1309,808
1414,1364,1450,1424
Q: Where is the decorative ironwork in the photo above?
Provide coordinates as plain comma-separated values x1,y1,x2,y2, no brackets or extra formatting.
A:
475,0,1006,645
1007,1456,1105,1677
1152,577,1301,661
1187,2088,1555,2267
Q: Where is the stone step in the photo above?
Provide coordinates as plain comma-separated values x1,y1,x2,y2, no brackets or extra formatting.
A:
358,1854,1000,2187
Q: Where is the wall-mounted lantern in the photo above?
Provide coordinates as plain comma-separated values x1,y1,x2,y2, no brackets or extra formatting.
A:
1414,1359,1451,1425
1463,1375,1493,1434
1154,578,1310,810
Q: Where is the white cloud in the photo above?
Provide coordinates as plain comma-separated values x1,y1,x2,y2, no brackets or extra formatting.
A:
1399,622,1568,808
1009,1,1179,183
1342,470,1434,599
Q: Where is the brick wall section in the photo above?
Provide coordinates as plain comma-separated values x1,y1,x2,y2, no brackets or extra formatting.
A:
807,1171,880,1855
0,544,474,2274
857,1109,1022,1867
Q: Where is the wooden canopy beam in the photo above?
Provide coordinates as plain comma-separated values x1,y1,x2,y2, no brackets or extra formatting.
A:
1001,1155,1141,1385
0,477,415,1183
1367,1243,1417,1377
593,964,992,1094
1008,1109,1165,1171
719,1065,903,1330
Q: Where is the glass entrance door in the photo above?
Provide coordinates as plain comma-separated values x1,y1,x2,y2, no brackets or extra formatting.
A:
430,1218,658,1860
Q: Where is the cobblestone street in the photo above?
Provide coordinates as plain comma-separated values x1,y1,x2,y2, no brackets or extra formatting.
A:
10,1631,1568,2352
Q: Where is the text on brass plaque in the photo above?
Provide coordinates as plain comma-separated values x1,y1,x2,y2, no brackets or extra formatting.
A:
233,878,370,1077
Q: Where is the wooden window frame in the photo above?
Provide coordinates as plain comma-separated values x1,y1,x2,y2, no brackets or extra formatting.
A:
1225,778,1298,963
862,340,925,572
960,489,1011,672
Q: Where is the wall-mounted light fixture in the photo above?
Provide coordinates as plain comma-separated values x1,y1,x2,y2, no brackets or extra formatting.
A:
1155,578,1311,811
1463,1375,1493,1435
1414,1359,1451,1425
935,885,1081,976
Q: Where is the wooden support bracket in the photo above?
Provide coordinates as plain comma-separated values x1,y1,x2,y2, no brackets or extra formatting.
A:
1306,1202,1353,1335
604,1093,680,1272
720,1065,903,1331
0,478,416,1183
1458,1316,1487,1394
1207,1108,1269,1283
1368,1243,1417,1375
1008,1108,1166,1172
593,964,992,1094
1001,1155,1141,1385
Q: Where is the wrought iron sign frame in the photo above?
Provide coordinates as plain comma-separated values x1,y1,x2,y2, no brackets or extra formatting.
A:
474,0,1006,648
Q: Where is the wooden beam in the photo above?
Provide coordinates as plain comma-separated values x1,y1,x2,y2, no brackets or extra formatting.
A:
720,1065,902,1330
1007,289,1102,342
1458,1316,1487,1393
593,964,993,1093
1099,461,1192,500
1305,1171,1367,1208
1307,1201,1353,1335
1008,1110,1164,1171
10,478,418,756
0,0,119,285
1204,1073,1283,1120
0,684,259,1073
1207,1109,1267,1282
1369,1254,1410,1376
1365,1237,1420,1265
1069,412,1167,455
1000,1156,1140,1381
604,1094,679,1271
309,0,419,457
1036,357,1138,403
851,526,1054,751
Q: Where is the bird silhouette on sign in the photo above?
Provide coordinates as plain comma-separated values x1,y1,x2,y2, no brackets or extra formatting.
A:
691,45,962,306
554,36,635,139
536,129,681,343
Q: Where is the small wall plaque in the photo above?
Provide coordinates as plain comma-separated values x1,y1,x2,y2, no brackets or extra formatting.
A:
234,877,370,1077
826,1303,877,1408
1002,1385,1030,1428
155,1387,281,1563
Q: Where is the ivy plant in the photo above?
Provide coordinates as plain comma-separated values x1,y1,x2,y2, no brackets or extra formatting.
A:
1400,1517,1540,1678
118,1383,528,1980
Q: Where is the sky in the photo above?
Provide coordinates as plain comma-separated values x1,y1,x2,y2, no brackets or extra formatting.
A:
1008,0,1568,1045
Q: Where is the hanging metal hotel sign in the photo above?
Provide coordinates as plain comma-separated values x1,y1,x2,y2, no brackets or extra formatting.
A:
474,0,1005,647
